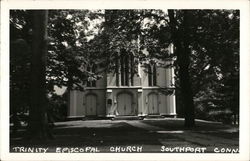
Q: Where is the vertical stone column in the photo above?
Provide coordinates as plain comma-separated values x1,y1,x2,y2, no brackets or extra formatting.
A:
166,95,170,114
82,92,86,116
76,91,84,117
73,91,77,116
166,62,171,87
69,90,77,117
170,62,176,116
106,89,113,117
137,89,143,116
171,93,176,116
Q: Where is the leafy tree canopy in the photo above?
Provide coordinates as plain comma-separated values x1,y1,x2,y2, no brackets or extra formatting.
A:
10,9,239,124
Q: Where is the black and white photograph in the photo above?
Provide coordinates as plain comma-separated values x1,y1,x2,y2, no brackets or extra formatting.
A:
1,0,250,161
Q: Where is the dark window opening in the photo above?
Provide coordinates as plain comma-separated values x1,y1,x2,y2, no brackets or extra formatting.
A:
148,63,157,86
124,54,129,86
120,54,125,86
92,64,96,87
148,64,152,86
130,54,134,86
115,54,119,86
107,99,112,105
153,64,157,86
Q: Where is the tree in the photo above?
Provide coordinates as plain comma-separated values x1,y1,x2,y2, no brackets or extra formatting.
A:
10,10,32,134
10,38,30,134
168,10,195,127
135,9,239,126
47,10,105,92
167,10,239,125
10,9,239,135
103,10,197,127
27,10,50,139
190,10,239,124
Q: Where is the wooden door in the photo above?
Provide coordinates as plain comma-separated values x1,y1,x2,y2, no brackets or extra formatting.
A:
117,93,132,115
86,94,97,116
148,93,159,114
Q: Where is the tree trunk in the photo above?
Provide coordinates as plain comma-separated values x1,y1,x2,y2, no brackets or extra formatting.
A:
27,10,51,139
177,46,195,127
168,10,195,127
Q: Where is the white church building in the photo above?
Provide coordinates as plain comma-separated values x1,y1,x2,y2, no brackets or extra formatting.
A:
68,45,176,119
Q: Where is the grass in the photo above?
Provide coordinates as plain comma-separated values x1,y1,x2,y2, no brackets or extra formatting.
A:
10,118,239,153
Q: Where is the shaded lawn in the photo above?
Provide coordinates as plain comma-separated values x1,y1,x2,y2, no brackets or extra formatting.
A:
142,119,239,139
10,121,167,148
10,119,239,153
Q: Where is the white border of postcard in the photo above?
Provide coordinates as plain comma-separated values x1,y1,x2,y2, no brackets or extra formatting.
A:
1,0,250,161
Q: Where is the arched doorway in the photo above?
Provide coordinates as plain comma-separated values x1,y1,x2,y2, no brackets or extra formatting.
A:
117,93,133,116
148,93,159,115
86,94,97,116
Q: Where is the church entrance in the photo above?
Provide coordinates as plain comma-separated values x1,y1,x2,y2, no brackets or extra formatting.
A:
117,93,133,116
86,94,97,116
148,93,159,115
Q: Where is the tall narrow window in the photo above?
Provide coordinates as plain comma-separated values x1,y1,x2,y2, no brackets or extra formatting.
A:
148,64,152,86
120,55,124,86
130,54,134,86
92,64,96,87
124,54,129,86
148,63,157,86
87,64,96,87
116,49,135,86
115,54,119,86
87,65,91,87
153,64,157,86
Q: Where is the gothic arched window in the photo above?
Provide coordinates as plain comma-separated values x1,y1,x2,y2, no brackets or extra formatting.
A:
148,64,152,86
87,64,96,87
153,64,157,86
148,63,157,86
116,50,135,86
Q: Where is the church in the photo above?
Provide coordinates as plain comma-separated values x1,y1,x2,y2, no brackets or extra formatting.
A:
67,44,176,119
